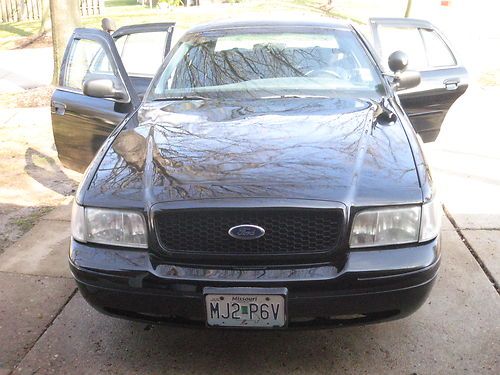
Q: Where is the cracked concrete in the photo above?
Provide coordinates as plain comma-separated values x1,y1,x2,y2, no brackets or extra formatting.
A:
3,218,498,375
424,86,500,297
461,230,500,286
0,204,76,374
0,273,75,373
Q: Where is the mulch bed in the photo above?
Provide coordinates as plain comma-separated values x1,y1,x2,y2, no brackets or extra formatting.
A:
12,32,53,49
0,86,54,108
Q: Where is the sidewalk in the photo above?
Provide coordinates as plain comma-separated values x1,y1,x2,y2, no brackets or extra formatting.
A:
0,48,53,93
0,204,75,374
425,85,500,287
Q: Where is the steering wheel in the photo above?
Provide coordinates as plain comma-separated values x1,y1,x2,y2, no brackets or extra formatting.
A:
305,69,342,79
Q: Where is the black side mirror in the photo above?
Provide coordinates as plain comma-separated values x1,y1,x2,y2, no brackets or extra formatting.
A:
82,74,129,102
388,50,409,73
387,50,421,91
393,71,421,91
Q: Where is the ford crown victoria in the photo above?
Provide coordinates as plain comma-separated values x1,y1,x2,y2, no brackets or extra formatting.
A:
52,18,468,328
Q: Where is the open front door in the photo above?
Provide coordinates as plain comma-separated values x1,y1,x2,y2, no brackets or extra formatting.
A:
370,18,468,142
51,23,175,173
51,28,138,173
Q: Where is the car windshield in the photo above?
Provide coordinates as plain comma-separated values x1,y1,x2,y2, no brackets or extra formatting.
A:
147,28,385,101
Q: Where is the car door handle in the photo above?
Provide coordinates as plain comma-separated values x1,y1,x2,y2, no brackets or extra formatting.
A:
51,101,66,115
444,78,460,91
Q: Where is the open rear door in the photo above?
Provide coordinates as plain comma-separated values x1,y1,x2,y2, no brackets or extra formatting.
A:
370,18,468,142
112,23,175,97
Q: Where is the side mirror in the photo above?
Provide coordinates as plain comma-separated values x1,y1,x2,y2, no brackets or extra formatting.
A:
388,50,408,73
387,51,421,91
82,74,129,102
393,70,421,91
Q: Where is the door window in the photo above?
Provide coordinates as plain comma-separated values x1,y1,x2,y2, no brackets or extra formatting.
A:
420,29,456,67
375,26,456,71
377,26,427,70
63,38,114,90
114,31,169,77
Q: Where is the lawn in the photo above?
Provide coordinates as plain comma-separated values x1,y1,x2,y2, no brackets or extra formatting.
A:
0,0,375,49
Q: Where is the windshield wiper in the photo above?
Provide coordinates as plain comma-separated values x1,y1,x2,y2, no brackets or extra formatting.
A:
152,95,210,101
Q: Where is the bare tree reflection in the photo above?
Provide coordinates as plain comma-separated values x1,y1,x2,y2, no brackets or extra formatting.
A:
169,39,359,91
89,32,417,203
89,95,417,204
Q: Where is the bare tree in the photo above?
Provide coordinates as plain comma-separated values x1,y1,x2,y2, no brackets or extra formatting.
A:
404,0,413,17
50,0,81,85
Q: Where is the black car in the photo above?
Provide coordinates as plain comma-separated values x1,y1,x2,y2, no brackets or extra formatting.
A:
53,18,468,328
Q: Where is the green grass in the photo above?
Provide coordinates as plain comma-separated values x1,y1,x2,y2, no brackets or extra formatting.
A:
13,206,53,232
106,0,138,6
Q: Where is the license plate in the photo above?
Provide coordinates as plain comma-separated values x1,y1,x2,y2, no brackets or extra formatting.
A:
204,288,287,328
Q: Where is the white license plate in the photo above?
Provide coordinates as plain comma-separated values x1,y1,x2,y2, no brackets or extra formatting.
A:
204,289,286,328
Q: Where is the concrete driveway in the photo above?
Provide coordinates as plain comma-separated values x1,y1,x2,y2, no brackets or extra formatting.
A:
0,87,499,374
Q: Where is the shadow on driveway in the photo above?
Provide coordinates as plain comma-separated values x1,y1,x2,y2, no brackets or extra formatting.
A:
24,147,78,196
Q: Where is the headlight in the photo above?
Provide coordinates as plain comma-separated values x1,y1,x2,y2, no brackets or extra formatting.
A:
420,199,442,242
71,203,147,248
350,206,421,248
350,201,441,248
71,202,86,243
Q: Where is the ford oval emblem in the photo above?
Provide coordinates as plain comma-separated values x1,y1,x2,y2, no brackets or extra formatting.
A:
228,224,265,240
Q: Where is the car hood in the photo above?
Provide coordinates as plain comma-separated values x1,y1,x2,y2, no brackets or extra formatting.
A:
85,97,422,208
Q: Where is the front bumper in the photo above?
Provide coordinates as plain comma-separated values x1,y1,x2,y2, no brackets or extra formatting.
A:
69,237,440,328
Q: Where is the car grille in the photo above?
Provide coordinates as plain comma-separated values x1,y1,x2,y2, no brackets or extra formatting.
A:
154,208,343,257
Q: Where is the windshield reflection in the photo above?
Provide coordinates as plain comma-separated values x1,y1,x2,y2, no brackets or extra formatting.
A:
149,30,385,101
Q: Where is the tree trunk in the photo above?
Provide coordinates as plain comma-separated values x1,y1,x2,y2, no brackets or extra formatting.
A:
404,0,413,17
50,0,81,85
39,0,51,33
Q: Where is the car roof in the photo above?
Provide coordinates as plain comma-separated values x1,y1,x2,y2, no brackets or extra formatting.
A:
186,18,352,34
